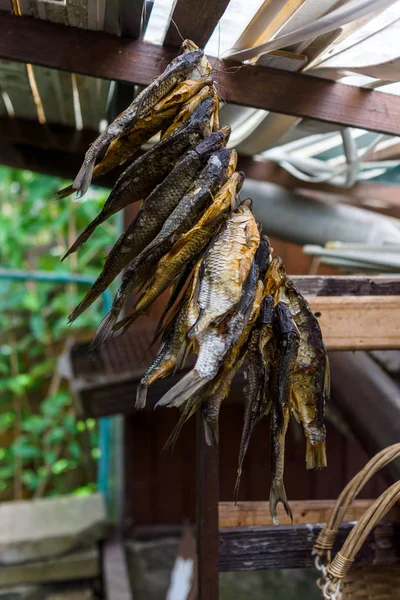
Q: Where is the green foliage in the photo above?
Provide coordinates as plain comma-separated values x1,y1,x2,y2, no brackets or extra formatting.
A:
0,166,117,500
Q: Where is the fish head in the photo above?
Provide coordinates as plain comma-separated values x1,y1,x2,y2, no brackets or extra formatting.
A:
191,97,215,133
264,256,286,297
239,196,252,210
181,40,200,53
220,125,231,144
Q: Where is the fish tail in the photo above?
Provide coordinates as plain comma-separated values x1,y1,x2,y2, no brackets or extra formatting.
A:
68,271,112,323
203,417,218,446
306,439,327,469
62,216,102,260
112,311,137,334
73,157,96,197
269,482,293,526
162,412,187,453
173,340,192,375
56,184,74,200
233,468,242,504
135,382,148,410
156,369,207,408
89,306,120,351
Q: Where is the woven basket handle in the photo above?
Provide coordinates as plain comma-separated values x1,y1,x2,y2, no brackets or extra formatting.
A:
314,443,400,557
326,481,400,583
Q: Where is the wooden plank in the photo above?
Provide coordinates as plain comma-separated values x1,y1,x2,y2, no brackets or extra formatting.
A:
309,295,400,351
292,275,400,297
219,521,400,571
120,0,145,39
164,0,230,49
102,535,132,600
2,14,400,135
76,74,110,130
0,59,37,119
218,499,383,528
197,412,219,600
31,66,75,126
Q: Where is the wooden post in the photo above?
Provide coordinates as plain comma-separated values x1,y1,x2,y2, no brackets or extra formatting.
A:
196,412,219,600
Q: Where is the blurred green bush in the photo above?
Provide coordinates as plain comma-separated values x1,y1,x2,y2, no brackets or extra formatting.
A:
0,166,116,500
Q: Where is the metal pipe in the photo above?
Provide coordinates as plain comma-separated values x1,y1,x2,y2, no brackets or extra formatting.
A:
243,179,400,246
0,267,113,507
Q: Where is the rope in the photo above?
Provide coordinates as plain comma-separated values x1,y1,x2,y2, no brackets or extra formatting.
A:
327,553,354,580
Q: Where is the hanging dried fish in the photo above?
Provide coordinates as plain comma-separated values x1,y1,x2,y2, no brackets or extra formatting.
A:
73,41,210,197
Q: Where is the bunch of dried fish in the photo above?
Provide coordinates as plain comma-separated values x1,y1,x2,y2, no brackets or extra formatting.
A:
61,40,329,526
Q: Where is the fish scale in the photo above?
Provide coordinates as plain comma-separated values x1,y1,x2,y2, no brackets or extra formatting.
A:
189,206,260,338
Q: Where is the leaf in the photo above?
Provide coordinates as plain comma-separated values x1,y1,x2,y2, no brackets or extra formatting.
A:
0,465,14,479
23,415,47,435
29,314,46,341
11,436,42,459
22,469,41,490
44,427,64,445
51,459,69,475
0,411,15,431
69,440,81,460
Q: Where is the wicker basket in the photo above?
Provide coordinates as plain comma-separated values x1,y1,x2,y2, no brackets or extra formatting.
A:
313,443,400,600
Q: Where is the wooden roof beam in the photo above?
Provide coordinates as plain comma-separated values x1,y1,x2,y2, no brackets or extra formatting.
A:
163,0,230,49
1,13,400,135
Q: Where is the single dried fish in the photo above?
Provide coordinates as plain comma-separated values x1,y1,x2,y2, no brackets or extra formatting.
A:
63,97,214,260
57,78,212,200
283,277,329,470
269,300,299,525
135,297,192,410
73,42,209,196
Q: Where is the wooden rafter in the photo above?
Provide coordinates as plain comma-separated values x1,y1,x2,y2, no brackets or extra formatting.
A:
1,13,400,135
120,0,146,39
164,0,230,49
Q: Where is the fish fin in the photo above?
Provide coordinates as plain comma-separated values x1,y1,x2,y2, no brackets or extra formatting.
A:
135,382,148,410
62,216,101,260
187,308,208,339
269,483,293,526
113,311,138,334
162,409,190,453
73,157,96,197
89,308,119,351
306,439,327,470
156,369,207,408
203,417,219,446
233,468,243,504
56,184,74,200
173,341,190,375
